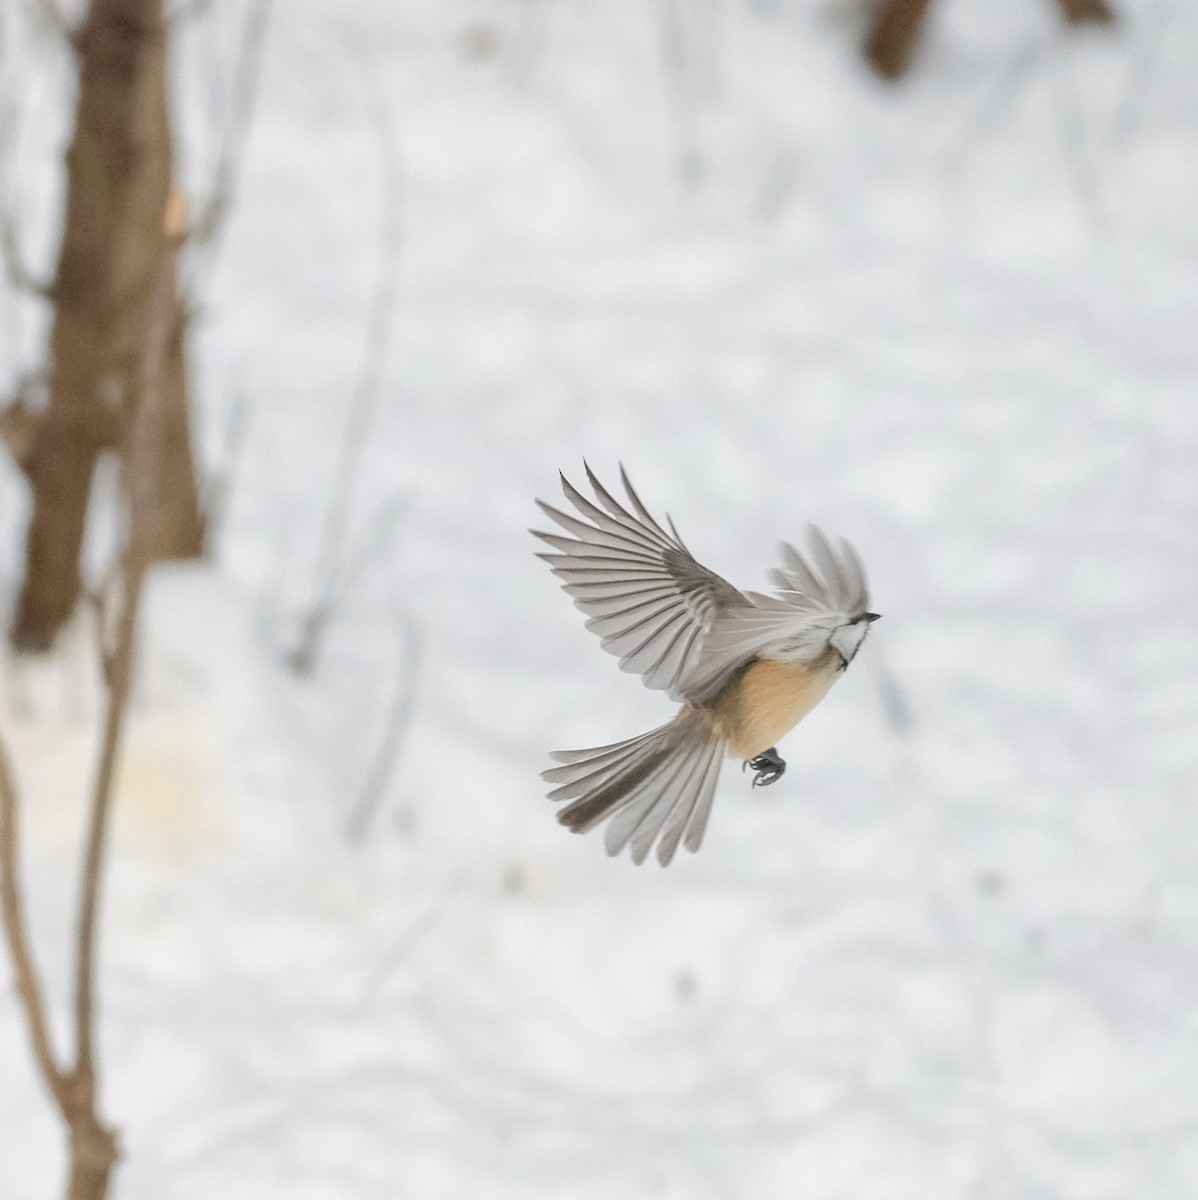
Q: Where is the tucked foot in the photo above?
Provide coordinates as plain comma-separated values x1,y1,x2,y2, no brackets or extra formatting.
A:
745,747,786,788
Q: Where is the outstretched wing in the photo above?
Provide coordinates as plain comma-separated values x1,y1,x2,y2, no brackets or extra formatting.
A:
533,465,747,703
534,466,874,706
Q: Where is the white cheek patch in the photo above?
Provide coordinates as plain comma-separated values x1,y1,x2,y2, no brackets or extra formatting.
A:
830,622,868,664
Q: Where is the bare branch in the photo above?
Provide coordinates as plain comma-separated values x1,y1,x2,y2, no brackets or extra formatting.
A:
357,871,469,1004
71,245,177,1086
1056,0,1115,23
288,66,404,674
35,0,84,49
184,0,272,288
0,727,69,1110
864,0,933,80
1,374,51,477
346,612,422,841
199,386,251,555
0,84,54,298
1,217,54,298
318,492,408,626
865,0,1115,81
70,551,141,1084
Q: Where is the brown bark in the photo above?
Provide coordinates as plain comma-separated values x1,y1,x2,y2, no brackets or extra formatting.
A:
863,0,1115,81
138,284,206,563
66,1102,120,1200
8,0,203,651
0,55,186,1200
1055,0,1115,22
864,0,933,81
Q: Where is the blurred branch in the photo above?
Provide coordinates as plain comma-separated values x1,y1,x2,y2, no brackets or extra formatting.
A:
1,213,181,1199
66,221,181,1200
866,641,913,735
0,87,54,299
345,611,422,841
866,0,1115,80
32,0,83,47
1,217,54,299
357,871,468,1004
72,527,147,1090
863,0,932,80
199,386,251,556
0,373,50,478
933,40,1040,169
184,0,272,294
1055,0,1114,23
328,492,408,611
0,730,70,1112
287,66,403,675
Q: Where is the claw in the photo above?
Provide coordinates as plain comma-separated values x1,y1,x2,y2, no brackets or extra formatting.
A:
747,747,786,788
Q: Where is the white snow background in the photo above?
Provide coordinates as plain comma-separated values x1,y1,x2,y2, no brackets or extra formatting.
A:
2,0,1198,1196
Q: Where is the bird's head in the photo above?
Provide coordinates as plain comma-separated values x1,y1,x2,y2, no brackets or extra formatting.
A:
829,611,880,667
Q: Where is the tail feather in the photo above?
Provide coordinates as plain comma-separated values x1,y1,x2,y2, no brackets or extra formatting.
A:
555,735,674,834
620,734,717,865
543,716,724,866
546,729,662,766
682,745,723,856
542,727,664,799
649,736,722,864
605,738,699,861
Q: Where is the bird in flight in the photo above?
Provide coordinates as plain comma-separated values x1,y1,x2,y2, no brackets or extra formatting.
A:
533,465,879,866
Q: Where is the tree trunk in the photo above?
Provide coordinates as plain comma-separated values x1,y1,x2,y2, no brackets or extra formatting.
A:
138,270,206,564
1055,0,1115,22
864,0,933,80
7,0,203,651
863,0,1115,81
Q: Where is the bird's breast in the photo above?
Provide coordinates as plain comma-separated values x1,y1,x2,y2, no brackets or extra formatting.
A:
708,655,840,760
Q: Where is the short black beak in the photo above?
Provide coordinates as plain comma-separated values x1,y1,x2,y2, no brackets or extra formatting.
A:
863,612,881,623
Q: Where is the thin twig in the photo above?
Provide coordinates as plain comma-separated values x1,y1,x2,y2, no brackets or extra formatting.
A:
1,217,53,298
345,611,422,841
0,729,68,1109
184,0,272,296
200,386,251,555
288,65,403,674
21,0,82,47
0,79,53,299
357,871,469,1005
70,554,142,1085
318,491,408,624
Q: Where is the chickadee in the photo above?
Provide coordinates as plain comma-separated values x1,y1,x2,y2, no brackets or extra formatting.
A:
534,465,879,866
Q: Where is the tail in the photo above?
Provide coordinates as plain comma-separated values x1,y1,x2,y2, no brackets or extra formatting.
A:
541,713,724,866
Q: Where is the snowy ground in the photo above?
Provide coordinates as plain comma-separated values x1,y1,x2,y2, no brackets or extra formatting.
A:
2,0,1198,1195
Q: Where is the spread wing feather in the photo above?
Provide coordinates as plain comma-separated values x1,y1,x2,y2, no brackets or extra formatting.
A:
534,466,873,706
533,464,747,702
